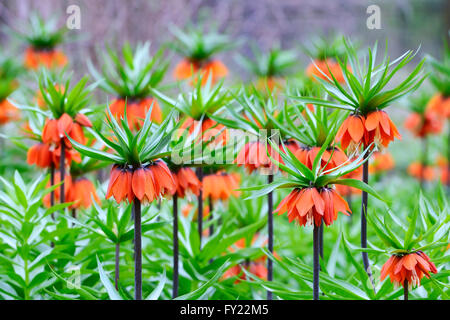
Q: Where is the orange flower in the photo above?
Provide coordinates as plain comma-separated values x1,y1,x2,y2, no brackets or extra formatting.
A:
407,162,435,181
369,152,395,174
202,171,240,201
336,111,401,152
306,58,349,83
274,187,351,227
27,143,53,168
181,203,210,219
426,93,450,119
42,113,90,148
106,160,176,204
235,141,280,173
296,146,348,172
255,76,283,92
404,112,443,137
24,47,68,70
180,117,227,146
43,172,72,207
109,98,162,130
380,251,437,289
51,146,81,168
172,167,202,198
0,99,19,124
436,156,449,184
174,58,228,85
66,178,100,209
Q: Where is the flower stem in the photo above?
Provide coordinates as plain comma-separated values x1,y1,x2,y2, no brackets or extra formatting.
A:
209,195,214,264
403,280,408,300
267,174,273,300
133,198,142,300
319,224,324,259
59,141,65,204
420,137,428,189
313,224,320,300
209,195,214,236
115,242,120,290
172,193,179,298
361,157,375,290
196,167,203,249
50,164,55,220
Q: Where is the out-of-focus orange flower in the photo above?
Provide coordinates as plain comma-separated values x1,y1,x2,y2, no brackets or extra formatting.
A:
306,58,350,83
335,157,363,196
295,146,348,172
369,152,395,174
380,251,437,289
404,112,443,137
275,187,350,227
235,141,281,174
42,113,91,148
180,117,227,146
407,162,435,181
27,143,53,168
426,93,450,119
172,167,202,198
27,142,81,169
255,76,283,92
106,160,176,204
109,98,162,130
436,156,449,185
181,203,210,220
0,99,19,124
336,111,401,152
174,59,228,85
43,172,72,207
202,171,240,201
66,178,100,209
24,47,67,70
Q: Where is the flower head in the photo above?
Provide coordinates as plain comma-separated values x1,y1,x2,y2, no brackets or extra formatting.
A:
274,187,351,227
172,167,201,198
202,171,240,201
380,251,437,289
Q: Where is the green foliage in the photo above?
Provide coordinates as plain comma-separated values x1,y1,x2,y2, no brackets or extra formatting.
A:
89,42,168,99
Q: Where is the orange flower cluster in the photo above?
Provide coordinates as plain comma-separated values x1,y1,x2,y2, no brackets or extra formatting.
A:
407,162,435,181
436,156,449,185
43,174,99,209
381,251,438,289
235,141,280,173
202,171,240,201
172,167,202,198
336,110,401,152
174,59,228,85
369,152,395,174
180,117,227,146
295,146,348,172
109,98,162,130
426,93,450,119
404,112,443,137
0,99,19,124
106,160,176,204
27,113,92,169
24,47,67,70
275,187,351,227
181,203,210,220
306,59,349,83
